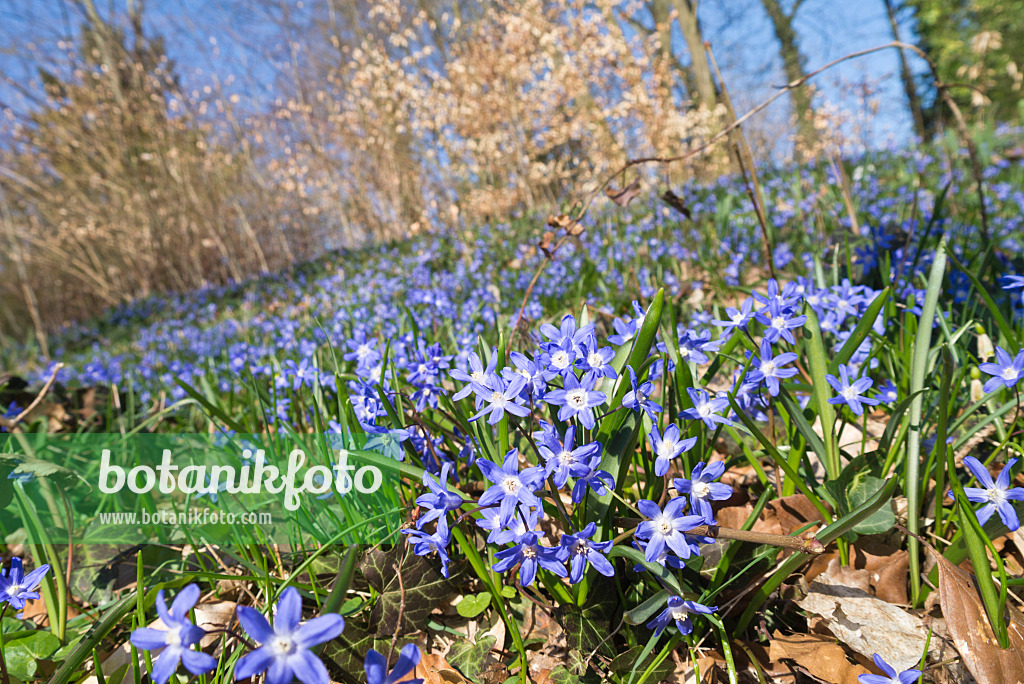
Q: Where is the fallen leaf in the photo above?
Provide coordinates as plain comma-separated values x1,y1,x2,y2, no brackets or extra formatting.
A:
797,558,934,669
768,630,871,684
606,179,641,207
934,550,1024,683
538,231,555,257
414,652,470,684
660,189,692,219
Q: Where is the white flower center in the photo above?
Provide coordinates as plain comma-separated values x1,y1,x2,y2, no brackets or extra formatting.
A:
771,316,786,330
656,439,677,459
503,477,521,495
656,514,673,535
566,389,587,408
271,636,296,656
670,606,690,621
5,583,22,596
1002,368,1018,381
679,347,691,358
552,351,571,369
697,403,712,418
491,391,508,407
521,545,537,558
760,360,776,376
470,370,486,382
587,352,603,367
731,312,745,324
988,488,1008,505
841,386,858,401
165,630,183,648
357,344,371,358
556,450,574,465
692,481,710,498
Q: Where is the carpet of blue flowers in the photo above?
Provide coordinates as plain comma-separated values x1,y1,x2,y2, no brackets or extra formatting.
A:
2,140,1024,683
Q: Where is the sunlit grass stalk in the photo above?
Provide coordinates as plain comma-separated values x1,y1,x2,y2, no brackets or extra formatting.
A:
907,236,946,605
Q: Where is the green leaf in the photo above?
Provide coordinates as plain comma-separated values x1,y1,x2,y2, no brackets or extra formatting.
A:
447,635,497,683
624,590,669,625
608,546,682,594
608,645,674,681
47,592,137,684
828,287,890,373
545,666,582,684
3,628,60,680
360,544,457,638
803,307,839,479
553,603,615,659
0,453,91,490
456,592,491,619
847,475,896,534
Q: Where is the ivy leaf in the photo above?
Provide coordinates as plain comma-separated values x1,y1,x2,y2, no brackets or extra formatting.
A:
360,544,457,637
447,634,496,683
0,453,91,489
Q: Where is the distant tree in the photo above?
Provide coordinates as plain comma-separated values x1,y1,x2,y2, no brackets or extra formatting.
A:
758,0,819,154
882,0,927,140
907,0,1024,127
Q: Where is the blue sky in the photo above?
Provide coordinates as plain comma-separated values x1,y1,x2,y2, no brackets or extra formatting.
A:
0,0,926,153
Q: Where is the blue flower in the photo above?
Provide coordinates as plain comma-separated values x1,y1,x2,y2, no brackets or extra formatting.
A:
414,462,464,529
877,379,898,404
826,364,879,416
544,371,606,430
622,366,662,420
577,343,617,379
979,346,1024,393
570,452,615,503
857,653,923,684
492,530,566,586
537,424,601,489
365,643,424,684
673,461,733,522
130,584,216,684
681,387,733,430
635,498,705,562
0,557,50,611
755,300,806,344
646,595,716,636
1000,274,1024,291
557,522,615,584
960,456,1024,531
477,449,545,524
469,374,531,425
711,297,754,331
234,586,346,684
403,517,453,577
364,426,411,461
747,338,799,397
648,423,696,477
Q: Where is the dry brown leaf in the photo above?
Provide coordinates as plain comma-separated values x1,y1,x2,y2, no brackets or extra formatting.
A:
768,630,871,684
413,653,470,684
797,558,934,669
854,541,909,605
763,494,826,536
935,551,1024,683
660,189,693,219
606,179,641,207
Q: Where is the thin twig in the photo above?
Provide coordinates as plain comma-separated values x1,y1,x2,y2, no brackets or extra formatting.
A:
0,363,64,431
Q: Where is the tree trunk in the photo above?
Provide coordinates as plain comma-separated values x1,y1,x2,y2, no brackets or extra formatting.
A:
759,0,818,153
882,0,927,141
673,0,717,108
